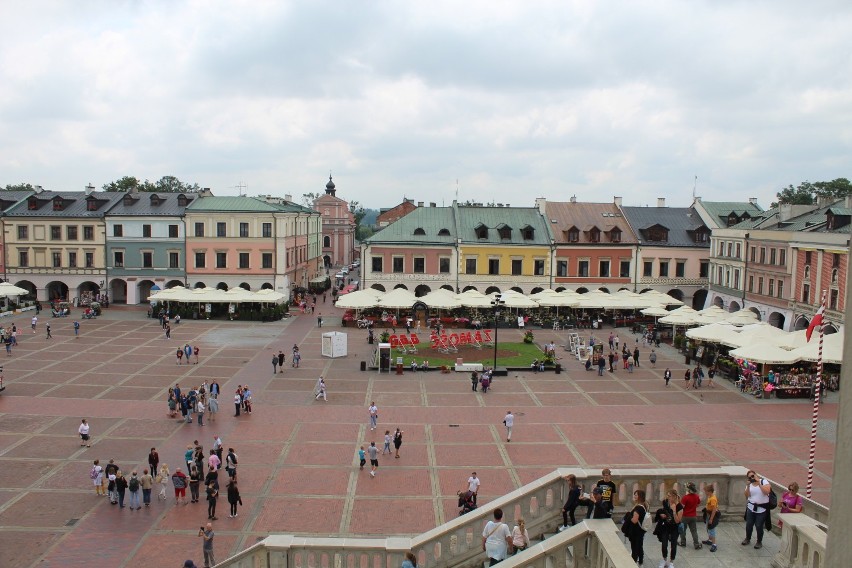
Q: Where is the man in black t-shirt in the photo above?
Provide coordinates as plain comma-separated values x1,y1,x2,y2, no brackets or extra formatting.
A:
582,468,617,518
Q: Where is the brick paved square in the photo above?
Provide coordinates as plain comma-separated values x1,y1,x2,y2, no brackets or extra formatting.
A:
282,443,358,466
272,466,351,494
573,442,655,467
2,382,56,396
707,440,793,463
534,392,592,406
524,379,578,392
0,491,93,528
505,443,577,467
4,436,81,459
353,467,431,496
516,467,561,486
431,424,495,444
434,444,503,467
740,420,811,438
98,387,162,401
0,530,64,568
558,423,629,442
295,422,360,443
585,392,646,406
575,380,631,393
479,393,538,407
43,384,107,400
620,421,686,441
371,392,423,406
640,441,726,465
681,420,755,440
0,459,59,488
349,497,436,535
232,420,294,442
641,391,699,405
124,533,240,568
123,373,178,388
772,438,835,462
437,467,517,497
252,496,345,533
82,436,162,464
426,393,483,407
38,461,97,490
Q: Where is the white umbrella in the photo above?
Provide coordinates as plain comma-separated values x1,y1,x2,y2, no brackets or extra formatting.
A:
640,306,670,317
686,322,739,344
640,290,684,306
456,289,494,308
253,289,287,303
729,344,801,365
489,290,537,308
420,289,462,309
335,289,382,309
721,322,789,349
724,310,760,326
790,330,845,364
0,282,29,297
378,288,418,309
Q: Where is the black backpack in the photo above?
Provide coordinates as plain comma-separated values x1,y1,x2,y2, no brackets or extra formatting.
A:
767,487,778,510
129,477,140,492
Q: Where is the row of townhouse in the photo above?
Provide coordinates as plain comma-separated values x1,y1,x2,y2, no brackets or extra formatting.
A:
708,196,851,332
0,186,324,304
360,196,764,311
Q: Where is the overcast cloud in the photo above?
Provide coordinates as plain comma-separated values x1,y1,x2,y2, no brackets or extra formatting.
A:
1,0,850,209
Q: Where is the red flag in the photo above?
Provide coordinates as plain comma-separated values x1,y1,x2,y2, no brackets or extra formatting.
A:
806,304,825,342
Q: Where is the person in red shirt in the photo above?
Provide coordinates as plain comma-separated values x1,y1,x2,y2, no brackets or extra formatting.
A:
680,482,702,549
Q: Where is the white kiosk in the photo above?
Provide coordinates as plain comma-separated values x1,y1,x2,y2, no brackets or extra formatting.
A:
321,332,348,358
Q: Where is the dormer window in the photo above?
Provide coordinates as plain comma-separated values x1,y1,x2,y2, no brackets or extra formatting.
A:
438,228,451,236
497,224,512,240
609,228,621,243
588,228,600,243
123,194,136,206
27,197,38,210
726,213,739,226
177,194,188,206
86,197,98,211
150,194,162,206
692,226,709,243
475,223,488,239
413,228,426,236
566,228,579,242
52,197,64,211
521,225,534,240
647,225,669,242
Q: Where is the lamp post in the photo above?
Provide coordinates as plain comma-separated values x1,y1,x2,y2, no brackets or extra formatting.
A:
491,293,505,370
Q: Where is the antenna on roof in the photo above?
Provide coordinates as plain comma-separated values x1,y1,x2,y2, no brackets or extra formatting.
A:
693,175,697,199
235,182,247,196
455,178,459,202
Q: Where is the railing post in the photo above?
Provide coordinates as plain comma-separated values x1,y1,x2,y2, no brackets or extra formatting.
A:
771,513,825,568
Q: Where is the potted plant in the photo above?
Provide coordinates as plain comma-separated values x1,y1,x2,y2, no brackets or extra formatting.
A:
523,330,535,344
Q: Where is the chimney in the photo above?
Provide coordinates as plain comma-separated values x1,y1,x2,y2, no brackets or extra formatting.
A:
34,185,43,193
534,197,547,214
199,188,213,197
430,202,436,207
569,195,577,203
846,195,852,209
284,194,292,202
748,197,758,205
779,203,793,221
497,203,503,208
614,196,622,206
657,197,666,208
85,183,95,195
417,201,424,207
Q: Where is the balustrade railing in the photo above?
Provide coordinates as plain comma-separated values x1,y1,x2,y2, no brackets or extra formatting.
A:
771,513,827,568
216,466,829,568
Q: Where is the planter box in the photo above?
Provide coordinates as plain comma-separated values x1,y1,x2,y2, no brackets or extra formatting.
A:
775,387,811,399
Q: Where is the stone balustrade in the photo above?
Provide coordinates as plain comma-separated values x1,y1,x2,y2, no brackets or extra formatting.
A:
771,513,827,568
215,466,829,568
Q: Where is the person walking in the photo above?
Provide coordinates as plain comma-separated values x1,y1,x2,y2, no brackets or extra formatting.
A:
165,324,171,339
393,428,404,458
199,522,215,568
31,315,37,334
234,391,241,416
315,378,327,401
382,430,392,455
471,371,479,391
742,469,771,549
272,353,278,374
369,402,378,431
115,470,128,508
78,419,91,447
225,448,238,480
128,471,141,510
633,346,640,367
467,472,481,505
559,474,582,530
45,321,52,339
177,348,183,365
277,350,285,371
157,463,170,500
503,411,514,442
649,350,657,368
140,468,154,508
73,320,80,337
511,518,530,555
664,368,672,387
208,395,218,421
482,508,513,566
624,489,649,566
206,481,219,520
227,479,242,517
597,355,605,376
368,441,379,477
171,467,188,505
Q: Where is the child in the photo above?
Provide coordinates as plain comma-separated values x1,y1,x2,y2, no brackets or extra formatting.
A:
358,446,366,470
382,431,392,455
701,484,719,552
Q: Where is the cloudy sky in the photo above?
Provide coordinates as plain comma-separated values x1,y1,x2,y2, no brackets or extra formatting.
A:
1,1,850,209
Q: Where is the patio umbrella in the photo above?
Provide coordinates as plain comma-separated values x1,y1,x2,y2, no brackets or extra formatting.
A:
456,289,494,308
0,282,29,297
720,322,789,349
640,290,684,306
729,344,801,365
335,289,382,309
724,310,760,326
489,290,537,308
378,288,418,309
686,322,739,344
420,289,462,309
252,289,287,303
640,306,670,317
790,330,845,364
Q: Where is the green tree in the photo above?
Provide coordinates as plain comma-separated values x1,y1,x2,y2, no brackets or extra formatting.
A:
102,175,199,193
301,192,321,207
349,200,367,227
771,178,851,207
102,176,142,192
3,183,36,191
813,178,852,200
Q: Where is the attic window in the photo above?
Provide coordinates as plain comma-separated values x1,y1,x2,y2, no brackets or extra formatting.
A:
438,228,451,236
150,194,162,206
413,228,426,236
123,194,136,206
86,197,98,211
52,197,64,211
521,225,534,240
497,225,512,240
177,194,188,206
475,224,488,239
28,197,38,210
566,228,579,242
609,228,621,243
726,213,739,227
648,227,668,242
588,228,600,243
693,227,709,243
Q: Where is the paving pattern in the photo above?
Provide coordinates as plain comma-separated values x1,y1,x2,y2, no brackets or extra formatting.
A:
0,304,836,567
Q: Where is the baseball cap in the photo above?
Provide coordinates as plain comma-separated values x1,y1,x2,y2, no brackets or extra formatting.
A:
592,487,603,495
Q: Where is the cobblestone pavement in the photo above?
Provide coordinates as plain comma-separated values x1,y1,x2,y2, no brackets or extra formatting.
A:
0,305,835,567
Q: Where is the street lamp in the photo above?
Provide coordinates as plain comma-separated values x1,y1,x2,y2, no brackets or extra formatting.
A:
491,293,506,370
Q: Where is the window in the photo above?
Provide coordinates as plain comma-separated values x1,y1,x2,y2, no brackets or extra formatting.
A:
217,222,226,237
521,226,534,240
323,235,331,248
262,223,272,238
195,252,206,268
169,252,180,269
194,223,204,237
19,251,28,267
475,224,488,239
67,226,77,240
52,197,64,211
169,225,179,238
717,241,724,256
413,228,426,236
735,243,741,258
497,226,511,240
438,228,451,236
578,260,589,277
142,252,153,268
750,246,756,262
726,243,732,257
610,228,621,243
759,248,766,264
833,253,841,268
588,228,600,243
748,275,754,292
68,252,77,268
534,259,545,276
50,226,61,240
114,251,124,268
567,228,579,242
52,251,61,267
758,277,764,295
777,280,784,299
371,257,383,272
733,269,740,290
17,226,27,239
643,261,653,277
830,289,839,310
439,258,450,273
802,283,810,303
83,226,94,240
779,249,786,266
239,252,250,269
85,252,94,268
239,223,249,238
27,197,37,210
768,279,774,296
832,268,838,284
465,258,477,275
717,266,723,285
659,261,669,277
699,261,709,278
648,227,668,242
804,265,810,279
557,260,568,277
620,260,631,278
805,251,812,265
216,252,227,268
598,260,610,278
392,257,404,273
262,253,273,269
413,257,425,273
142,224,152,238
675,261,685,278
177,194,188,206
770,248,776,265
488,258,500,275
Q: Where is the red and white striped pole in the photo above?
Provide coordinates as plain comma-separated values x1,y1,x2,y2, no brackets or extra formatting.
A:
805,290,826,498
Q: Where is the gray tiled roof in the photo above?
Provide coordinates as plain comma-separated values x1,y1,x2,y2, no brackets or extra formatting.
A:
106,192,195,216
4,191,125,217
455,205,552,245
0,190,35,213
620,206,710,247
364,206,457,244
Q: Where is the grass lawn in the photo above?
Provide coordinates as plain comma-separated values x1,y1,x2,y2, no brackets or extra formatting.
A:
396,341,547,368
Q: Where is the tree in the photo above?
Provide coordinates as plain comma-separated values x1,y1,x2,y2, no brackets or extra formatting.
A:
301,192,321,207
349,200,367,227
102,176,142,192
3,183,36,191
771,178,851,207
102,175,200,193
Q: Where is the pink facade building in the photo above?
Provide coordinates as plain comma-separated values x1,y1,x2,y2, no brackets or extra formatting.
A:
314,176,356,269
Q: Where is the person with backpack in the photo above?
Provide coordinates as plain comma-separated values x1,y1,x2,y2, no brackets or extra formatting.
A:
654,489,683,568
128,471,141,510
742,469,772,549
115,471,128,509
622,489,650,566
